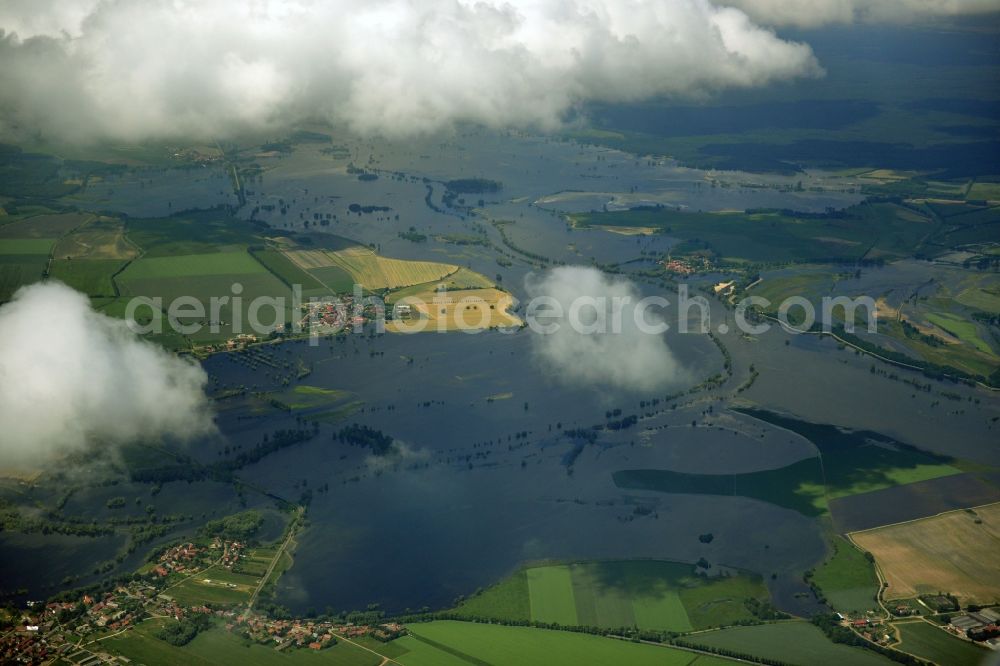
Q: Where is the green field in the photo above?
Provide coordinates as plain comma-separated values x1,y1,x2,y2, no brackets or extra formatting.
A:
307,265,358,293
685,622,896,666
810,536,880,614
400,620,732,666
569,202,941,264
895,620,990,666
0,228,59,301
324,248,456,292
617,410,965,516
162,561,261,607
925,312,994,356
879,317,999,380
117,269,294,344
267,386,356,412
0,237,56,254
251,248,330,298
0,255,49,301
966,181,1000,201
527,565,579,626
125,212,263,258
0,212,91,238
614,458,828,516
237,547,276,577
49,258,126,297
389,634,475,666
750,272,836,312
455,560,768,632
104,619,380,666
124,250,266,280
386,267,496,304
452,569,530,621
955,279,1000,313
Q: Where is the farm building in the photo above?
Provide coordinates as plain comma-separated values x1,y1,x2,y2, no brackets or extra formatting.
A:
951,614,985,632
978,608,1000,623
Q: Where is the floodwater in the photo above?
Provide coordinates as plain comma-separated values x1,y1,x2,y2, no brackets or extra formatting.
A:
7,128,997,618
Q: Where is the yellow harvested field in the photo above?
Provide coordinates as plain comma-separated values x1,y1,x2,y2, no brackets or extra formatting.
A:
386,267,494,302
284,249,335,270
52,217,138,260
284,245,458,291
386,288,521,332
851,503,1000,604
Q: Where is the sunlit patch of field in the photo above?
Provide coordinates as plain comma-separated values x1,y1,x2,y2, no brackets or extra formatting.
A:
875,298,959,344
594,225,659,236
966,181,1000,201
925,312,994,355
386,267,494,301
385,287,521,332
925,180,970,196
881,319,997,378
381,265,519,331
954,276,1000,312
52,217,138,261
284,245,459,291
328,248,458,291
859,169,922,181
851,503,1000,604
284,248,335,271
264,385,358,414
869,268,999,376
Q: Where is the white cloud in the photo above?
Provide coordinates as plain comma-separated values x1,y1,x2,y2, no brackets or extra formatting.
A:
525,266,683,392
0,0,820,142
0,282,215,466
719,0,1000,28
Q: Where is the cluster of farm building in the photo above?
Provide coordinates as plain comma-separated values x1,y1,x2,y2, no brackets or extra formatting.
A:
152,539,244,578
948,607,1000,645
836,602,1000,650
229,611,405,651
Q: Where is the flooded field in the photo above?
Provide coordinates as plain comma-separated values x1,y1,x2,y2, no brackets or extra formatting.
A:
3,129,996,618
